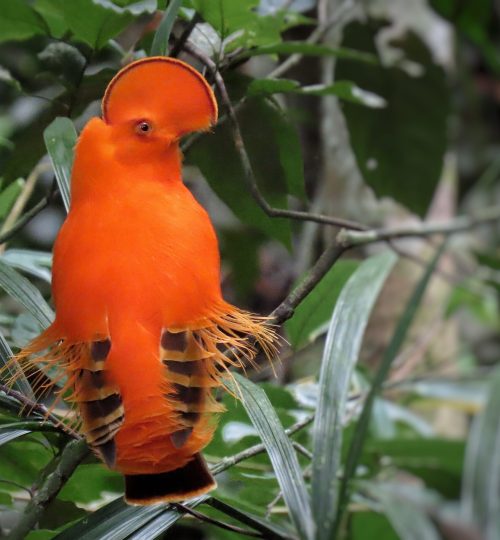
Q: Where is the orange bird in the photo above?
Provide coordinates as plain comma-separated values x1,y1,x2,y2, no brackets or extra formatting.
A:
12,57,276,504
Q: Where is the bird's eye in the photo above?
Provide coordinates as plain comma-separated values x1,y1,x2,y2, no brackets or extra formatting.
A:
135,121,152,135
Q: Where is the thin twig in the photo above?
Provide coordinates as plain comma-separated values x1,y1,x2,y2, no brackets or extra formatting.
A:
337,206,500,246
267,0,357,79
172,503,265,538
0,163,51,254
206,498,294,540
0,195,52,248
183,42,366,232
170,13,203,57
0,383,79,440
270,242,347,324
211,413,314,475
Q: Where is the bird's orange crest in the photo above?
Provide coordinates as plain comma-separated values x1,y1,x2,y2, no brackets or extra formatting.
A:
102,56,218,137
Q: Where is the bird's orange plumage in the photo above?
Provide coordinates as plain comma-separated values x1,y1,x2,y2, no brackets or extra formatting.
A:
8,57,276,504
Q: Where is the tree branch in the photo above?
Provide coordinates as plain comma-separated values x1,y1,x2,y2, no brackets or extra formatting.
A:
8,438,89,540
336,205,500,246
182,42,366,232
211,413,314,475
0,383,80,440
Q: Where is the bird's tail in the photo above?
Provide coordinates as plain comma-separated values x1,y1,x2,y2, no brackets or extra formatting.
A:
124,453,216,505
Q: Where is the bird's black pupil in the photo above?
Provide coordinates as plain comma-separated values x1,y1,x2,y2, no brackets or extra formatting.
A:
139,122,149,132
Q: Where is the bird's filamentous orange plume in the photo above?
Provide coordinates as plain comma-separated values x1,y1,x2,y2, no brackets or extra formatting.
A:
7,57,277,504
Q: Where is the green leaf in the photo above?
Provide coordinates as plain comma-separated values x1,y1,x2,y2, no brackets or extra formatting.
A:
233,373,315,540
247,78,386,109
191,0,283,49
247,78,301,96
150,0,183,56
336,24,449,216
0,0,48,43
311,252,397,540
38,42,87,90
0,329,34,399
93,0,157,14
0,427,30,446
187,98,292,247
38,0,133,49
336,244,445,531
54,496,207,540
300,81,386,108
285,259,359,350
58,464,123,505
126,497,209,540
462,367,500,537
244,41,378,64
44,117,77,212
363,483,440,540
2,249,52,283
0,259,53,328
0,178,25,220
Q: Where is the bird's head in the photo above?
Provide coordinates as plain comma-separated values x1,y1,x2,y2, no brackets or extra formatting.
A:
102,57,218,158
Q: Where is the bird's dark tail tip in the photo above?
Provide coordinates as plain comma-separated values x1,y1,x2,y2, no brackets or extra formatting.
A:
124,453,216,505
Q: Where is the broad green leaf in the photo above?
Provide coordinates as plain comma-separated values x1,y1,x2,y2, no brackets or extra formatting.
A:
244,41,377,63
187,98,292,247
58,464,123,505
0,259,53,328
351,512,398,540
191,0,283,49
0,0,48,42
93,0,157,14
336,24,449,216
0,178,25,220
2,249,52,283
37,0,132,49
247,79,301,96
285,259,359,350
234,373,315,540
364,483,440,540
462,367,500,538
0,329,34,398
312,252,397,540
150,0,183,56
336,244,445,531
44,117,77,212
38,43,86,90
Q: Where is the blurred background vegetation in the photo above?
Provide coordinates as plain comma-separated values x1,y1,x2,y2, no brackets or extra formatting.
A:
0,0,499,539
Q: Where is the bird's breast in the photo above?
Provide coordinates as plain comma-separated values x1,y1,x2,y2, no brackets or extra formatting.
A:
52,181,222,340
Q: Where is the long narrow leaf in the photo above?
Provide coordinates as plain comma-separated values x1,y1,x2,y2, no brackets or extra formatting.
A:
150,0,183,56
364,483,440,540
0,428,30,446
234,373,315,540
312,251,397,540
54,498,163,540
0,260,53,328
2,249,52,283
127,497,208,540
335,244,445,530
0,330,33,398
461,367,500,538
44,117,77,212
